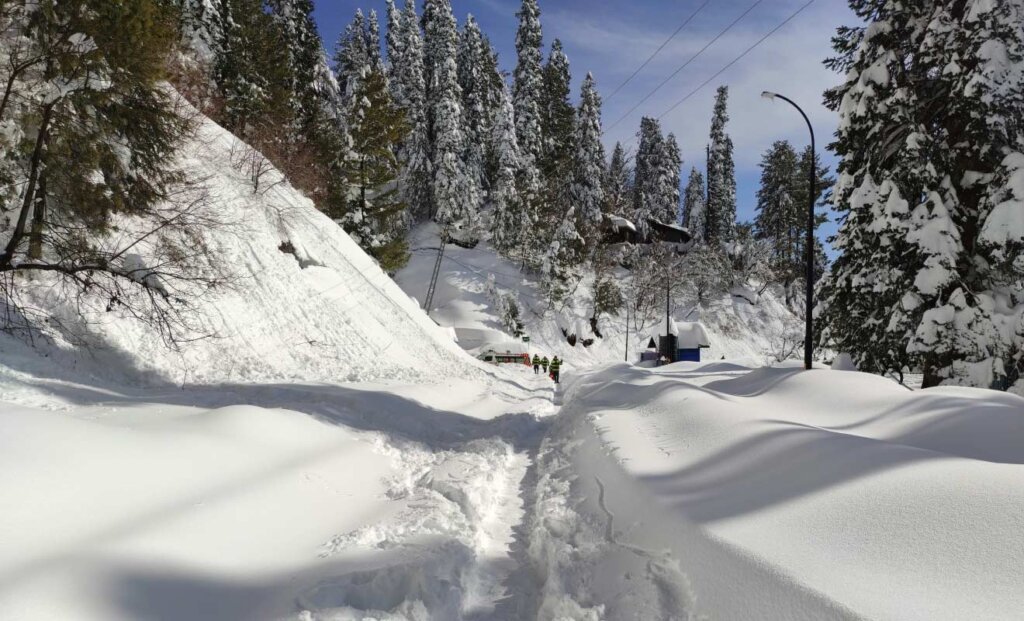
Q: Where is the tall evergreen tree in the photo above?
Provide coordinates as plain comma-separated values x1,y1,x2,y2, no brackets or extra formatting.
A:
340,69,411,272
604,142,632,218
391,0,431,221
571,73,605,246
457,15,490,194
366,9,384,73
755,140,800,288
216,0,291,138
334,10,370,102
512,0,544,167
422,0,478,229
539,38,574,181
817,0,1024,389
632,120,682,236
707,85,736,243
663,133,683,224
683,168,706,242
490,84,528,256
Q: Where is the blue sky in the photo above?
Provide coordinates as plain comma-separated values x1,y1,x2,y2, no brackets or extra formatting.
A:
313,0,859,255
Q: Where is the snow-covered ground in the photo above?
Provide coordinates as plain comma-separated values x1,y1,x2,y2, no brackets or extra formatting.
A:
522,361,1024,620
4,93,1022,621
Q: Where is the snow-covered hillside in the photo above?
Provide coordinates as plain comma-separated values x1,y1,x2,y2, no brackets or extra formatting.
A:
396,222,803,368
5,108,476,387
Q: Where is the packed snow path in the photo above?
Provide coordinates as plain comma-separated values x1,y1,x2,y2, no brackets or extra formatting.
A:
0,356,562,621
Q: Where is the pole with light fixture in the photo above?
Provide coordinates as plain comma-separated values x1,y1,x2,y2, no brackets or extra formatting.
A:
762,91,815,371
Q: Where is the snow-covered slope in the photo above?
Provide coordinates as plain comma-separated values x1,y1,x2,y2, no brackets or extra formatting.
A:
524,361,1024,620
6,108,476,386
395,222,803,369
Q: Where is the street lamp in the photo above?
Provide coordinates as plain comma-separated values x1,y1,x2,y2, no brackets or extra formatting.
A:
762,91,815,371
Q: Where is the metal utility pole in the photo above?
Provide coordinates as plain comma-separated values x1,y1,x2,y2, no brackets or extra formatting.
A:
423,225,449,315
624,304,629,362
762,91,816,370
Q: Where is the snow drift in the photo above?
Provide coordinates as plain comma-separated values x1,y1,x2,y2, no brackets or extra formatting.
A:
523,361,1024,620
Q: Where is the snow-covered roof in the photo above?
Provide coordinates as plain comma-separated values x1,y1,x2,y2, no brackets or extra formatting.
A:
676,322,710,349
606,214,636,232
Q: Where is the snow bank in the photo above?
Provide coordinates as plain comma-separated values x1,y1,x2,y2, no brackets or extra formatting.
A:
9,105,477,386
529,362,1024,620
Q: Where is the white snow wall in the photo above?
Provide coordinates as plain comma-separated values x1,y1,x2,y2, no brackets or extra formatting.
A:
9,98,479,385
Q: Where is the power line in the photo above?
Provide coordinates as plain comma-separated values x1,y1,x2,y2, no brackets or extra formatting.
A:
603,0,764,135
603,0,712,104
658,0,816,120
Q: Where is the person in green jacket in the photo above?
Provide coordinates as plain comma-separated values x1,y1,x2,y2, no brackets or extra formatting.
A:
550,356,561,383
532,354,541,374
541,356,549,373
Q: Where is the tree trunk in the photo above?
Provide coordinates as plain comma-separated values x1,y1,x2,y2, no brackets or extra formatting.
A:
1,104,53,270
28,167,46,260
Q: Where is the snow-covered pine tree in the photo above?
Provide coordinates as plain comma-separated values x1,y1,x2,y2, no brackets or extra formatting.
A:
683,168,706,243
632,116,664,239
392,0,432,221
707,85,736,244
385,0,405,93
604,142,632,218
663,133,683,224
818,0,1024,390
340,68,411,272
176,0,225,63
457,15,490,196
367,9,385,73
755,140,800,293
490,84,529,257
513,0,544,166
215,0,291,139
422,0,479,231
540,39,574,183
334,10,370,103
571,73,605,247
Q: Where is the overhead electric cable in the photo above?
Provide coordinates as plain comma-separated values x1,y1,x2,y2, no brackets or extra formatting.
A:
603,0,712,104
658,0,816,120
604,0,764,134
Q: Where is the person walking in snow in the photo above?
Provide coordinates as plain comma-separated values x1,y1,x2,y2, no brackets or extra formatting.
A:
541,356,549,374
532,354,541,374
550,356,561,384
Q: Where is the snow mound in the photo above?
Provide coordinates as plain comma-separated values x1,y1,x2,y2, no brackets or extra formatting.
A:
542,362,1024,620
8,106,477,385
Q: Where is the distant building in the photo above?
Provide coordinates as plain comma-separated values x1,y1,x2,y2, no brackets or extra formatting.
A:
601,215,692,249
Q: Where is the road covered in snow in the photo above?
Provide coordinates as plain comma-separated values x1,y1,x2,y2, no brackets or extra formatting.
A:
3,353,1024,620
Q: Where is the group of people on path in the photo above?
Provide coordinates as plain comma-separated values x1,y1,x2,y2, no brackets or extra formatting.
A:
531,354,562,383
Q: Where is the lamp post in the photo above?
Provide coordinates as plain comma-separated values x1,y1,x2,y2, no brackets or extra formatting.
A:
762,91,815,371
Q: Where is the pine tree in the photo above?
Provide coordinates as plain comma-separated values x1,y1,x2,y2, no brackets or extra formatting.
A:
571,73,605,247
340,68,411,272
817,0,1024,390
366,9,384,73
457,15,490,195
334,10,370,102
604,142,632,218
540,39,574,181
490,84,529,256
216,0,291,139
755,140,799,286
513,0,544,166
632,116,664,239
176,0,225,63
663,133,683,224
391,0,432,221
707,85,736,243
385,0,405,90
422,0,478,230
682,168,706,243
